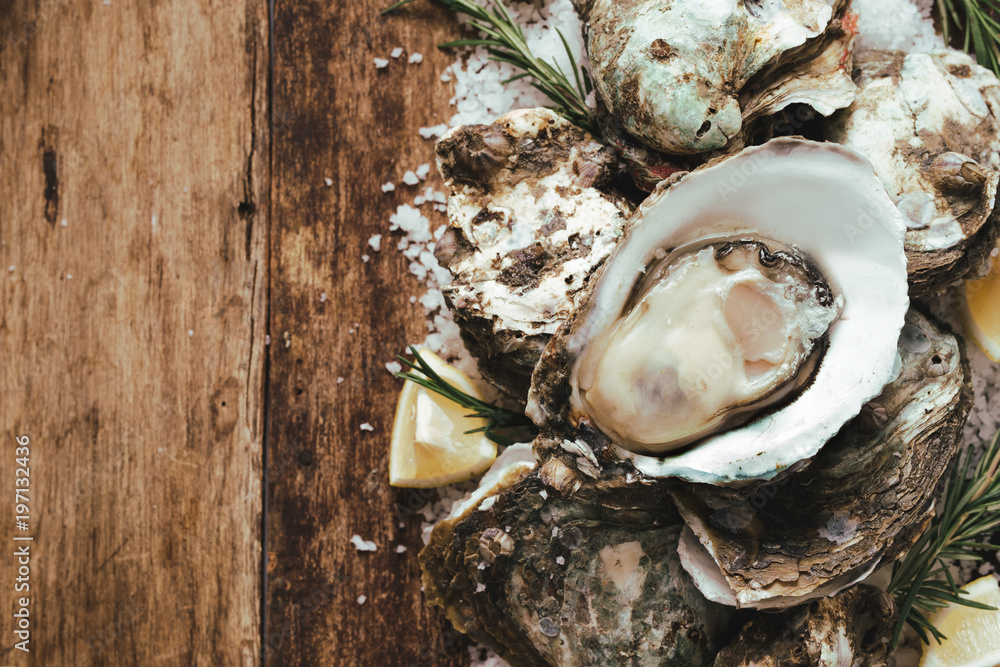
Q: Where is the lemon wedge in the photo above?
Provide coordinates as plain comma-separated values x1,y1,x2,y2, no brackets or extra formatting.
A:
919,575,1000,667
964,255,1000,362
390,349,497,488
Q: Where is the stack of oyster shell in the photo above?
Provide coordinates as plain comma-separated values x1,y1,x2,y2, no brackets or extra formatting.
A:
419,1,1000,664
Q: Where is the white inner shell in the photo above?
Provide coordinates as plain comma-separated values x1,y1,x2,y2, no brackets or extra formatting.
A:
528,139,910,484
577,245,839,454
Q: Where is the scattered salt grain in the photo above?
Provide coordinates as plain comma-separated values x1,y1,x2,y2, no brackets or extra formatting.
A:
374,57,390,69
390,47,404,58
440,72,451,82
362,254,370,263
324,177,333,187
360,423,374,432
386,361,403,374
337,376,344,383
415,163,431,180
396,545,408,554
357,595,367,605
351,534,378,551
418,124,449,139
368,234,382,251
381,182,395,193
556,556,565,565
409,296,417,304
60,219,67,227
539,489,548,500
408,52,423,64
66,274,72,280
320,292,327,303
402,171,419,186
7,266,13,272
187,330,194,337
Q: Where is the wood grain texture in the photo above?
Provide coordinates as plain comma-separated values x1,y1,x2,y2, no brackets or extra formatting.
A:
0,1,268,664
266,2,469,665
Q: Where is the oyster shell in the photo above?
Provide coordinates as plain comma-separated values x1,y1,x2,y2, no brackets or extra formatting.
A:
576,0,858,156
714,584,898,666
674,307,973,609
435,108,635,399
528,138,909,484
420,445,734,666
822,50,1000,294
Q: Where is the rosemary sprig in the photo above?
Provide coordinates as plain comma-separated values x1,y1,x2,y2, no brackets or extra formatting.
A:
888,427,1000,647
394,346,538,447
382,0,598,134
937,0,1000,77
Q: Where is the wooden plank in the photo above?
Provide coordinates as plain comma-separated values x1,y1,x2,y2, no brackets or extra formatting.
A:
266,2,469,664
0,1,268,664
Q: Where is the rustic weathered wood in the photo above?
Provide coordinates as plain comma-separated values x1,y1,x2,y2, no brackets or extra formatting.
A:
266,2,469,665
0,1,268,664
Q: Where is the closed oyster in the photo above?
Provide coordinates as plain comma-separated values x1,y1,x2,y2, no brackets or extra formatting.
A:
576,0,858,156
714,584,898,666
528,138,908,485
435,108,634,399
420,445,734,666
674,307,973,609
822,50,1000,294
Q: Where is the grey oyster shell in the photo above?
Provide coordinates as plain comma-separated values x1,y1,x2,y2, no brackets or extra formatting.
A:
435,108,634,400
419,446,734,666
714,584,898,666
822,50,1000,295
673,307,973,609
576,0,858,156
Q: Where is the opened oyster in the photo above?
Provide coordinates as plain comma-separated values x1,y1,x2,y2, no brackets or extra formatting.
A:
420,445,735,666
675,307,972,609
822,50,1000,294
435,108,634,399
576,0,858,157
528,138,909,484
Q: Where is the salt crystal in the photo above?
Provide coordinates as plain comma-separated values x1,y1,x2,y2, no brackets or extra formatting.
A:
409,296,417,304
151,215,157,226
381,182,395,193
374,58,390,69
187,330,194,337
60,219,67,227
386,361,403,374
360,422,374,432
323,177,333,187
265,335,271,345
7,266,13,272
368,234,382,251
357,595,367,605
415,163,431,180
351,534,378,551
408,52,423,64
337,376,344,383
402,171,419,186
320,292,327,303
556,556,565,565
66,274,72,280
418,124,449,139
414,196,426,206
362,254,370,263
440,72,451,82
396,545,407,554
390,47,404,58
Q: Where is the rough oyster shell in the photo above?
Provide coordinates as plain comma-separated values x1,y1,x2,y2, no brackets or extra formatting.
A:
675,307,973,609
435,108,634,399
528,138,908,484
822,50,1000,294
714,584,898,666
576,0,857,156
419,445,734,666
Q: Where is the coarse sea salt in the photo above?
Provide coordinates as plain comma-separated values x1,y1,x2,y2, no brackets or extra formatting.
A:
402,171,420,186
419,124,449,139
386,361,403,374
391,47,404,58
408,52,423,64
360,422,374,432
381,182,395,193
374,57,390,69
415,163,431,180
368,234,382,251
351,535,377,551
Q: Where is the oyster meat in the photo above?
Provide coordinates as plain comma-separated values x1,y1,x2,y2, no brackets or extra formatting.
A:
576,0,858,157
435,108,634,399
420,445,735,666
528,138,909,484
822,50,1000,294
675,307,973,608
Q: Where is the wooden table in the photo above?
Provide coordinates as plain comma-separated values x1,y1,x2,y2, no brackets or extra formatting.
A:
1,0,467,664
